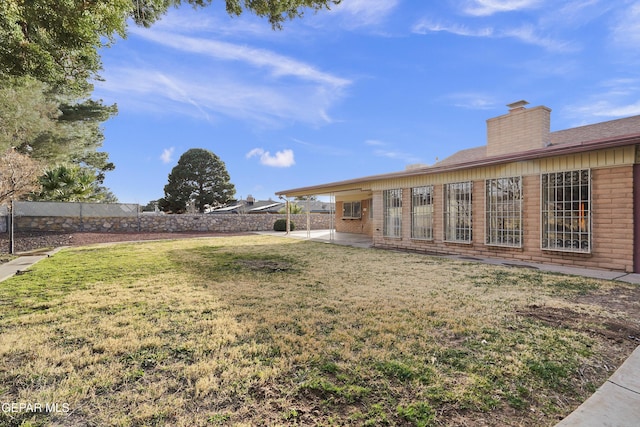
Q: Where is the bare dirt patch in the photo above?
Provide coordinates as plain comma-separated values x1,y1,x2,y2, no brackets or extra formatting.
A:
518,284,640,368
236,258,296,272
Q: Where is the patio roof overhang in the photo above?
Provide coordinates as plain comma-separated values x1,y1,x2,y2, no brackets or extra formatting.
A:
275,185,372,199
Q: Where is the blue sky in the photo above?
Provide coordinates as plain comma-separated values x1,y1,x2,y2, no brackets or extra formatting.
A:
94,0,640,204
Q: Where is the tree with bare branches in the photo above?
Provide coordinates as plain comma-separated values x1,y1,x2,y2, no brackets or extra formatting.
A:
0,149,42,205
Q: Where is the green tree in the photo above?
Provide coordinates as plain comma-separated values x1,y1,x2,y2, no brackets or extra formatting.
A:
160,148,235,213
278,203,303,214
0,75,117,195
1,0,341,89
0,76,59,153
31,164,114,202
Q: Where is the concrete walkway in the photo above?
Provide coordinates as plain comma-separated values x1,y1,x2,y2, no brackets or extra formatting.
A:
1,234,638,425
0,248,63,283
555,345,640,426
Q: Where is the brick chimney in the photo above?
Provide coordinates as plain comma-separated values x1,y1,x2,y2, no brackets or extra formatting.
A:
486,100,551,157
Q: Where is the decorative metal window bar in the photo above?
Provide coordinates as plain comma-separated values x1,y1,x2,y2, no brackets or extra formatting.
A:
443,182,472,243
485,177,523,247
411,186,434,239
541,170,591,253
383,189,403,237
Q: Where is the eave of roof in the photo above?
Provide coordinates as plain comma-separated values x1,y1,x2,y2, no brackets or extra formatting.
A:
275,132,640,197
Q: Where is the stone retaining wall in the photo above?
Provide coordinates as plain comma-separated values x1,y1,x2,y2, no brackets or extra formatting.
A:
14,213,332,233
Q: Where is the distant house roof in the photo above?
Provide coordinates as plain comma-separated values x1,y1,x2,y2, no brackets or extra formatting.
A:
209,199,282,214
212,204,244,212
248,202,282,212
209,198,334,214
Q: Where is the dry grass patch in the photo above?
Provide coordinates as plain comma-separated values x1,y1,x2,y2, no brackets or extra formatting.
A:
0,235,638,426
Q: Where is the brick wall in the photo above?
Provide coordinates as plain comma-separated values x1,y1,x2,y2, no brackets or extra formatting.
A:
373,165,636,273
487,105,551,157
14,213,332,234
335,199,373,235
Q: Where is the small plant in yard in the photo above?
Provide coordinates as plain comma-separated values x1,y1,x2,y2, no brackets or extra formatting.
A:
397,402,436,426
273,218,294,231
0,235,637,426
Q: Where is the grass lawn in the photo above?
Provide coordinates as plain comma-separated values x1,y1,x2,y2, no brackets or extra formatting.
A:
0,235,638,426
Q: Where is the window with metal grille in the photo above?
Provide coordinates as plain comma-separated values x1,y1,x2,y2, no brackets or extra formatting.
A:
444,182,472,243
541,170,591,253
343,201,361,219
486,177,522,247
383,189,402,237
411,186,434,240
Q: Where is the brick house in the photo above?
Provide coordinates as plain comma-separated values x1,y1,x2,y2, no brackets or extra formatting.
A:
276,101,640,273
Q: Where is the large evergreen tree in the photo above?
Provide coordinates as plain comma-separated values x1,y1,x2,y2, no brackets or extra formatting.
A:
0,0,338,203
160,148,235,213
0,75,117,203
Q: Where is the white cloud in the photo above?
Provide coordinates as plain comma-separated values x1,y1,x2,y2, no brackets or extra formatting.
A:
160,147,175,164
611,2,640,48
502,25,576,52
131,28,350,88
564,78,640,120
412,20,494,37
96,65,344,126
569,100,640,119
330,0,400,28
96,28,351,126
246,148,295,167
412,19,575,52
462,0,543,17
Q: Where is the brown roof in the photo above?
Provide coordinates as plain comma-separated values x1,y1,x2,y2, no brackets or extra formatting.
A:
433,146,486,167
276,114,640,197
550,114,640,145
434,114,640,168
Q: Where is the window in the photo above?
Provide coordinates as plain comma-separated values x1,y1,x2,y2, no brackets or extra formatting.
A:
486,177,522,247
444,182,472,242
369,198,373,219
343,201,361,219
383,189,402,237
541,170,591,253
411,186,434,239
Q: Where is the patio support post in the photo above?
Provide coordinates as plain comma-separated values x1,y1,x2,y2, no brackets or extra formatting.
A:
286,198,290,235
330,193,335,242
307,196,311,239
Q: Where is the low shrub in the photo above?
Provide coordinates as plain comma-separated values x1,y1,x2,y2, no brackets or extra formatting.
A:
273,219,295,232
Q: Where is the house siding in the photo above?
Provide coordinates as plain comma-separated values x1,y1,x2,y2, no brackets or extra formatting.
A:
335,199,374,235
372,162,636,273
